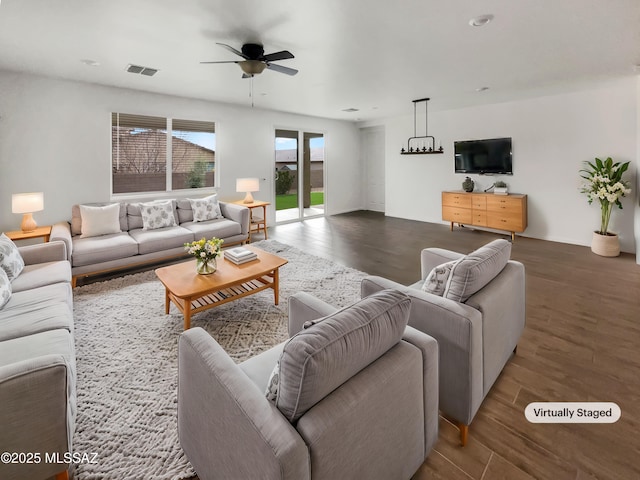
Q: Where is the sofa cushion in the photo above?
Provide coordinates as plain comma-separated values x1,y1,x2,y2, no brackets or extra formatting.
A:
128,226,194,255
71,202,128,236
0,269,11,309
443,239,512,303
79,203,122,238
0,328,74,369
0,233,25,281
176,199,194,223
180,218,242,240
0,328,76,429
0,283,73,342
71,232,139,267
189,194,222,222
127,200,179,230
10,261,71,293
422,259,460,296
275,289,410,422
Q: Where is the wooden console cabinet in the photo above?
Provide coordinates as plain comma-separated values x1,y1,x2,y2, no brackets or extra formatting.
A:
442,191,528,241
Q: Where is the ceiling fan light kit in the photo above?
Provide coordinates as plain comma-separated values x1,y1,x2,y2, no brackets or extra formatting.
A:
240,60,267,76
400,98,444,155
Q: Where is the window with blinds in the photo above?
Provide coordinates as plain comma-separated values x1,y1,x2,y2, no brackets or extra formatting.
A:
111,113,216,194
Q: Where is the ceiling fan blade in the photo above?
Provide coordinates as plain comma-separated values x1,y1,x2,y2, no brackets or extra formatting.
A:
216,42,249,59
200,61,240,64
266,63,298,76
262,50,294,62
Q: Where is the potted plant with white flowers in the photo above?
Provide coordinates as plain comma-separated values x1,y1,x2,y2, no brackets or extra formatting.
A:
184,237,224,274
579,157,631,257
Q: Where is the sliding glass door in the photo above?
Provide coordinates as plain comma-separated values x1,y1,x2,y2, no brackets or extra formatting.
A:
275,129,324,223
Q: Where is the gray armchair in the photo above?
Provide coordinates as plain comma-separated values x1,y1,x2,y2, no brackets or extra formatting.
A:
178,289,439,480
361,239,525,446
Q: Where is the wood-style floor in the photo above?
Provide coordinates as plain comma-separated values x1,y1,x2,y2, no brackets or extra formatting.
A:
267,211,640,480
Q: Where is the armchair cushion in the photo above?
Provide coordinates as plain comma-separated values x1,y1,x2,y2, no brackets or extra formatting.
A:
443,239,512,302
275,289,410,422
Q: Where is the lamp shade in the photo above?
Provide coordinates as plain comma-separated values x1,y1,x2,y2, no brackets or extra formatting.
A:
236,178,259,204
236,178,259,193
12,192,44,214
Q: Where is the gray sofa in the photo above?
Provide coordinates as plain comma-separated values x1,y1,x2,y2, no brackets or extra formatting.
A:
0,241,75,480
51,198,250,286
178,289,439,480
361,239,526,446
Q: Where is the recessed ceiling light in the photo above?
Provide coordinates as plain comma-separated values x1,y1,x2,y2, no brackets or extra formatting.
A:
81,59,100,67
476,86,489,92
469,14,494,27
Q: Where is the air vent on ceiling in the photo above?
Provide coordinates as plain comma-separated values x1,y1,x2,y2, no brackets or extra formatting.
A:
126,64,158,76
342,108,359,112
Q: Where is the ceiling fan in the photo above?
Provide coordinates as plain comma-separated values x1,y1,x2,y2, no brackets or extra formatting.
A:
201,43,298,78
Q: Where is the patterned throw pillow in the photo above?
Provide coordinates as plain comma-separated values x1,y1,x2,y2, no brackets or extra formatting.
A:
140,200,177,230
422,259,460,296
265,358,281,403
189,194,222,222
0,233,25,281
0,268,11,309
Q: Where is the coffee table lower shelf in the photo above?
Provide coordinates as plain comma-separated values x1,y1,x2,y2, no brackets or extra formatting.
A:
165,273,278,330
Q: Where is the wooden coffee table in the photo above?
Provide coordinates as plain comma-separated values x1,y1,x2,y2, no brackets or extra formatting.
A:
155,246,288,330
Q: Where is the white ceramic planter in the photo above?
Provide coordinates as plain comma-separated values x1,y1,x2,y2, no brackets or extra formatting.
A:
591,231,620,257
494,187,508,195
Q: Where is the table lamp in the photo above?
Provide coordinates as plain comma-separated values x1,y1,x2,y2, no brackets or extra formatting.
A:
12,192,44,232
236,178,259,204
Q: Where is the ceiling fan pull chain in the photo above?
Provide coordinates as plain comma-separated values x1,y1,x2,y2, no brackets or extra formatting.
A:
250,76,254,108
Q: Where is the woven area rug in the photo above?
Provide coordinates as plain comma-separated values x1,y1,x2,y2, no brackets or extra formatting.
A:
72,239,367,480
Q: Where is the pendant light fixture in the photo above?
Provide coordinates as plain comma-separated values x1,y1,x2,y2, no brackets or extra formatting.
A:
400,98,443,155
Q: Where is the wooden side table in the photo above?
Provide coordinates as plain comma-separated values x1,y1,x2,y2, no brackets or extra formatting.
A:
4,225,52,243
232,200,270,243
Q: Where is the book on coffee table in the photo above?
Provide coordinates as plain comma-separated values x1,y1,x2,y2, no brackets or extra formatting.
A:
225,247,258,264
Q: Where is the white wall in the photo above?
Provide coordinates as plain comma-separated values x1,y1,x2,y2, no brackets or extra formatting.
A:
0,70,363,231
362,78,638,254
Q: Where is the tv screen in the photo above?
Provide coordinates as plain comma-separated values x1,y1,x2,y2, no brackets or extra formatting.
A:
454,137,513,175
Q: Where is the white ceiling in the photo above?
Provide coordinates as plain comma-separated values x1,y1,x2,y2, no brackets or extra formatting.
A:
0,0,639,122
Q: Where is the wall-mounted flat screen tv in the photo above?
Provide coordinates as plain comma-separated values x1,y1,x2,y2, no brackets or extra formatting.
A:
454,137,513,175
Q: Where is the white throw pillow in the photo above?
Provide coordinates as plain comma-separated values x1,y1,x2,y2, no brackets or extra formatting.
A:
0,268,11,309
189,194,222,222
0,233,25,281
422,259,460,296
80,203,122,238
140,200,177,230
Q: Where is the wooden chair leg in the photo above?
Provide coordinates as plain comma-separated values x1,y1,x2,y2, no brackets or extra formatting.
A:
55,469,69,480
459,423,469,446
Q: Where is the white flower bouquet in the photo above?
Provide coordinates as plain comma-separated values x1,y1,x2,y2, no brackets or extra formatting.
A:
579,157,631,235
184,237,224,263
